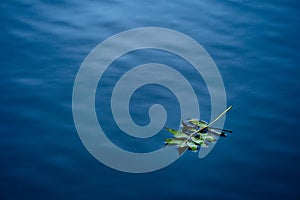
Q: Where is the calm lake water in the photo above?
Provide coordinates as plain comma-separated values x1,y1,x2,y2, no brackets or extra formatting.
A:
1,0,300,199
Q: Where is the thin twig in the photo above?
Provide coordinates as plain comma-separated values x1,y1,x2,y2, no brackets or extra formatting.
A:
207,106,232,127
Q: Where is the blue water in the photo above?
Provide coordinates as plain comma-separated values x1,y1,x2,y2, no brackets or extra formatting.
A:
1,0,300,199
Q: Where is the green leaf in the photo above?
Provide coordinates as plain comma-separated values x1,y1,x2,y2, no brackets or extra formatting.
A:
188,119,208,128
165,127,178,135
198,120,208,127
187,141,198,151
200,143,208,147
163,138,185,145
191,137,205,145
188,118,200,125
178,143,188,148
165,127,189,138
175,133,189,139
201,134,216,142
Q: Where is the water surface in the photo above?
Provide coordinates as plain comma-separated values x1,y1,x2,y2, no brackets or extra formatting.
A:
1,0,300,199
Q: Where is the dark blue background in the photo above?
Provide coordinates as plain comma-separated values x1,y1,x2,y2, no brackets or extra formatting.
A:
1,0,299,199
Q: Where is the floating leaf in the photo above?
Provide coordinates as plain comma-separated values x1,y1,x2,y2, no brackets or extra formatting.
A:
165,127,189,138
187,141,198,151
200,143,208,147
175,133,189,138
207,129,228,137
188,119,208,128
163,138,185,145
178,143,188,148
204,135,216,142
207,128,222,136
209,127,233,133
188,118,200,125
165,127,179,135
191,137,205,145
198,120,209,127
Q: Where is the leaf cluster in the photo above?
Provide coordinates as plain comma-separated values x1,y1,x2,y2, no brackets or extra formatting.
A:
163,106,233,155
164,120,218,152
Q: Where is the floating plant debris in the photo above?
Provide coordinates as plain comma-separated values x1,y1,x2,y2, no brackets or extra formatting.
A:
164,106,233,156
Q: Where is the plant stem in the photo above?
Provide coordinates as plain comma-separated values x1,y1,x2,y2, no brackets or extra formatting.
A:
208,106,232,126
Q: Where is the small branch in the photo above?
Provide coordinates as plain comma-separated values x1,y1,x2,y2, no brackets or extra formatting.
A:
208,106,232,126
